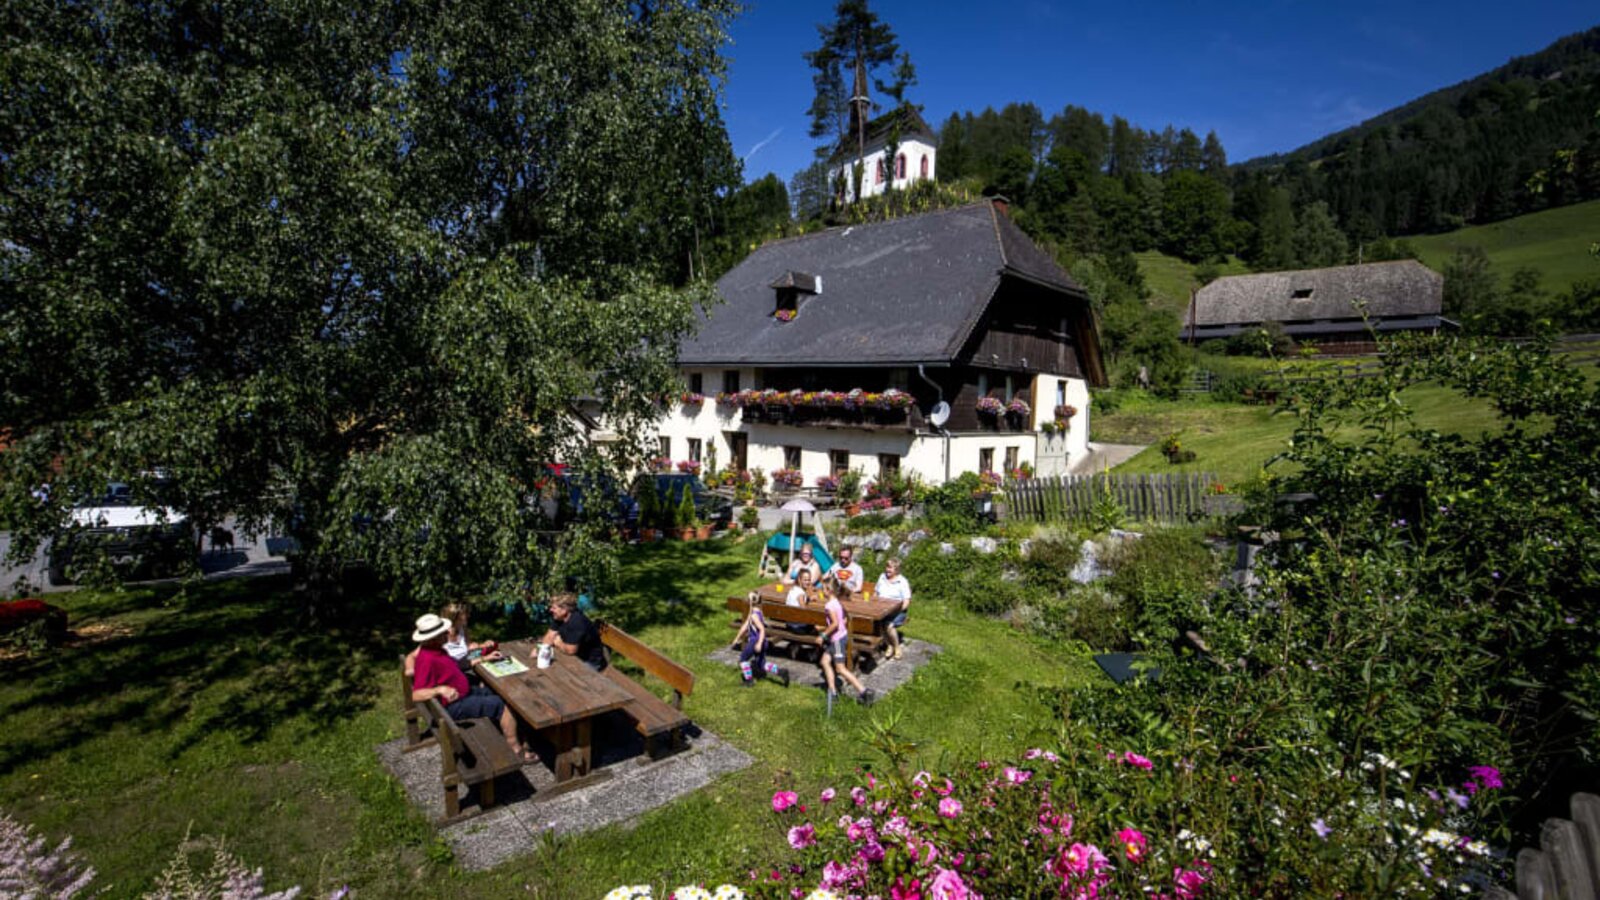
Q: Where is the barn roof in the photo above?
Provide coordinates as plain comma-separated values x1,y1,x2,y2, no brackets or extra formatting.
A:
1186,260,1443,327
680,202,1100,381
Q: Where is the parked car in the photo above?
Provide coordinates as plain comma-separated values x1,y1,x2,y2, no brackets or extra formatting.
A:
651,473,733,527
551,473,640,528
49,480,197,585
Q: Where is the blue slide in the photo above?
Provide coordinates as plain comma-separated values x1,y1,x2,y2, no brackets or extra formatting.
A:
764,531,834,572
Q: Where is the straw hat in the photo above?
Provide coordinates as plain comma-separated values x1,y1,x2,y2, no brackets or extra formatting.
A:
412,613,451,643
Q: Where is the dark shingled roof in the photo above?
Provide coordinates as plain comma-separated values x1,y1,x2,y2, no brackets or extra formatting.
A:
680,202,1091,368
1187,260,1443,327
828,107,937,163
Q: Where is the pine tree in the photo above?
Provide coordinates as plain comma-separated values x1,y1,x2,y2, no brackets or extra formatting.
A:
1201,130,1229,180
1258,188,1298,270
937,112,968,182
803,0,903,171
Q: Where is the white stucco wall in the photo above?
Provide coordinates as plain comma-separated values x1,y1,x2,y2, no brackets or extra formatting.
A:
646,368,1093,486
831,138,937,203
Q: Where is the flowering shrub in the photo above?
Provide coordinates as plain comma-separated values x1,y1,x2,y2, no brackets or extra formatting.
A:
1005,397,1030,417
976,470,1003,490
680,392,707,408
774,309,797,322
651,456,674,473
679,738,1504,900
0,810,94,898
859,498,893,512
974,397,1003,416
1054,404,1078,421
0,599,66,644
772,469,804,489
677,460,703,475
815,475,840,493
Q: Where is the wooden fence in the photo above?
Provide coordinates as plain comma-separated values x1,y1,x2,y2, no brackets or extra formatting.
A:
1484,792,1600,899
1003,472,1229,523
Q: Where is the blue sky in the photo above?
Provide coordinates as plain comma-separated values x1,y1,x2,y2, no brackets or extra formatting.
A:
723,1,1598,185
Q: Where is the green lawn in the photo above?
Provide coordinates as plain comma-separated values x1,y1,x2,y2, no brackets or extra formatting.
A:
1098,380,1522,485
1134,251,1250,318
1409,199,1600,296
1,538,1102,898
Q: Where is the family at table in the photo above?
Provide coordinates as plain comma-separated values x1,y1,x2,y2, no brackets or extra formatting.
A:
732,543,913,704
407,594,606,762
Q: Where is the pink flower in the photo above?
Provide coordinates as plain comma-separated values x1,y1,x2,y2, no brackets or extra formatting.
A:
1050,843,1110,879
933,778,955,797
821,788,837,804
846,817,874,843
890,876,923,900
1122,752,1154,770
913,771,932,787
857,840,885,864
821,860,854,890
883,816,911,838
787,823,816,849
1003,767,1033,784
1466,765,1503,792
1024,748,1044,760
851,786,868,806
938,798,963,819
772,790,799,812
1116,828,1148,863
1173,867,1208,898
927,867,970,900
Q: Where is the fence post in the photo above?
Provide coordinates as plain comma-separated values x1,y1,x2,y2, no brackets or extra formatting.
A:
1516,847,1557,899
1543,818,1598,899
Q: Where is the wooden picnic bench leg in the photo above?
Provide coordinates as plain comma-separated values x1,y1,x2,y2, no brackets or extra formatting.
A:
480,777,496,811
444,781,462,819
553,720,593,781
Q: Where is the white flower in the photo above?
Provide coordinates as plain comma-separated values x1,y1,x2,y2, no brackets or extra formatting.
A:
606,887,652,900
805,891,841,900
675,887,713,900
1177,829,1215,857
712,887,747,900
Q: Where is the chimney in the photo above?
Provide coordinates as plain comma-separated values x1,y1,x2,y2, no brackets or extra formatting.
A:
989,194,1011,217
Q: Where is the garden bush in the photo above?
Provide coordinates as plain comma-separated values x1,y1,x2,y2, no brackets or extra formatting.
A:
1018,536,1082,596
917,473,990,538
900,544,1036,617
1014,583,1129,649
1102,529,1220,645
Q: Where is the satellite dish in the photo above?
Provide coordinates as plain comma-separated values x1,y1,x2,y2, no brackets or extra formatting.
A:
928,401,951,428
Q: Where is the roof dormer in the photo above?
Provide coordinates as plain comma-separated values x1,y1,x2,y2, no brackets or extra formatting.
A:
770,271,821,322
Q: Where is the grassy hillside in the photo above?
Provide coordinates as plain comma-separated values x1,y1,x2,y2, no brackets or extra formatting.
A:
1410,199,1600,296
1134,251,1249,317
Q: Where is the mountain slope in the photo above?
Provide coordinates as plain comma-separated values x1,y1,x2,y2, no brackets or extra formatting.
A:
1409,198,1600,295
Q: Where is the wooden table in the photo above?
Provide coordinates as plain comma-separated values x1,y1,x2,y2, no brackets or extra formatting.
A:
744,584,903,668
473,639,633,782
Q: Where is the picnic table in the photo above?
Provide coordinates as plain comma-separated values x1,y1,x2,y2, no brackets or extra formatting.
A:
472,639,633,782
728,583,903,670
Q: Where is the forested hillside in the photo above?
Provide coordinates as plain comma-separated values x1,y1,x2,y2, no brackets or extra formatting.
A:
1243,27,1600,236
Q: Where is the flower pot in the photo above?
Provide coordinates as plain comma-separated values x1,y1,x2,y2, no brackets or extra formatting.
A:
641,529,660,543
845,503,862,517
696,524,713,540
675,527,696,541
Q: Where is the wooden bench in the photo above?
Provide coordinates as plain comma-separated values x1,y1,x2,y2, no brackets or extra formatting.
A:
400,655,436,751
726,595,883,670
417,698,524,822
597,623,695,758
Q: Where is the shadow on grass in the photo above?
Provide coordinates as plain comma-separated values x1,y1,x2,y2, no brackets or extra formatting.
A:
602,539,751,631
0,574,412,773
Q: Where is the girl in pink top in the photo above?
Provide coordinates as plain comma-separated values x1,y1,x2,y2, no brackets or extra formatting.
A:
821,580,872,706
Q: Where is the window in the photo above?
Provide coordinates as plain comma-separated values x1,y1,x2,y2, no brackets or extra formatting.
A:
830,449,850,476
783,445,801,470
977,372,989,398
920,155,929,179
896,153,906,179
776,289,798,317
875,159,886,184
1004,447,1019,473
658,436,671,459
1292,288,1314,299
723,369,741,394
687,438,702,463
887,368,909,391
1005,375,1015,402
688,372,703,394
1056,380,1067,407
878,454,900,477
978,448,994,474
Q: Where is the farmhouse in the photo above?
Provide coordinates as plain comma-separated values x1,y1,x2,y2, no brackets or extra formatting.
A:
1183,259,1451,354
658,198,1107,488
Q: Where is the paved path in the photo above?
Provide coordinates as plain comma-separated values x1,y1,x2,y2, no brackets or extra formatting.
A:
1071,441,1149,475
1,515,291,598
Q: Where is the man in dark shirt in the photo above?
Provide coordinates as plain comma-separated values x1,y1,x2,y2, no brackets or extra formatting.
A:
541,593,606,670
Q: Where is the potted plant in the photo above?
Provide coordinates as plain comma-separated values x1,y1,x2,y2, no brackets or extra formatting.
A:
739,504,760,532
671,487,696,540
837,468,864,516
